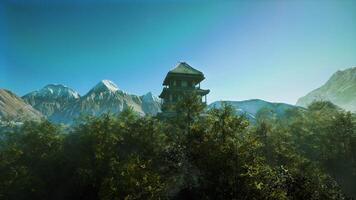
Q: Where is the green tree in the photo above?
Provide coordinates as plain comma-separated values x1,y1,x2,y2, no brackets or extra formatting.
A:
0,120,64,200
63,109,170,200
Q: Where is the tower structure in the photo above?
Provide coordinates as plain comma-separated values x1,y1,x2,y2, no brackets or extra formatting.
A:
159,62,210,114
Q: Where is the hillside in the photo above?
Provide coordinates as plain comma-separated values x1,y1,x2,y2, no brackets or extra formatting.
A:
297,67,356,111
0,89,43,122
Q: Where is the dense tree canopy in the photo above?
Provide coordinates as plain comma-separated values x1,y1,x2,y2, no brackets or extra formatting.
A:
0,97,355,199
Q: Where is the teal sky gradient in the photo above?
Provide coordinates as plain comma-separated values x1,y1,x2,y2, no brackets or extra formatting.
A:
0,0,355,104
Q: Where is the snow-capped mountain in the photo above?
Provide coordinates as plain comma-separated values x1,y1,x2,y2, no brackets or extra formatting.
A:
140,92,161,116
0,80,161,124
23,84,80,120
209,99,299,122
0,89,43,122
89,79,119,94
24,84,80,99
52,80,161,123
297,67,356,111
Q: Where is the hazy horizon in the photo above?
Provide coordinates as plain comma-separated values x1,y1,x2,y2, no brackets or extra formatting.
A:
1,0,355,104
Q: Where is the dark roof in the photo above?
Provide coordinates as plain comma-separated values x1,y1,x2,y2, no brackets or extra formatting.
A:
168,62,203,75
163,62,205,85
159,88,210,98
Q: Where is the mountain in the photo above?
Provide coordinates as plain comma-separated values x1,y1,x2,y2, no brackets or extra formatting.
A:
140,92,161,116
23,84,80,120
296,67,356,112
209,99,299,121
0,89,43,122
52,80,160,123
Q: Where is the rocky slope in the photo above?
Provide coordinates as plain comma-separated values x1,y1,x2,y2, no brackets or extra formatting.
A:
23,84,80,120
296,67,356,111
52,80,160,123
140,92,161,116
0,89,43,122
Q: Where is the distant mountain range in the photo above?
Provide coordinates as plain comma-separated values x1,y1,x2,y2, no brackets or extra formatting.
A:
209,99,299,121
208,67,356,119
21,80,161,123
297,67,356,111
0,67,354,123
23,84,80,119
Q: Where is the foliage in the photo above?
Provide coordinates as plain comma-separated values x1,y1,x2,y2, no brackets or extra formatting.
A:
0,98,354,199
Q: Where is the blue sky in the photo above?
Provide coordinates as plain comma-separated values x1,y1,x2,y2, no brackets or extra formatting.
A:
0,0,355,104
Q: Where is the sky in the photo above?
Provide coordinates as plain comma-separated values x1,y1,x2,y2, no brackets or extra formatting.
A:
0,0,355,104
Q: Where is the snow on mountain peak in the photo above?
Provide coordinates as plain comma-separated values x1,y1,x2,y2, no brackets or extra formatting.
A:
25,84,80,99
102,80,119,91
46,84,80,98
91,80,119,93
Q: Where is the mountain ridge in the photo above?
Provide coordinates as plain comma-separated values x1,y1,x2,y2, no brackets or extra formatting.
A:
0,89,43,122
23,84,81,120
2,66,354,123
296,67,356,111
22,80,161,123
209,99,300,121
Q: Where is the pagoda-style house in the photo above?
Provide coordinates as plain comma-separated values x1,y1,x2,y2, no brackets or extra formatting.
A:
159,62,210,114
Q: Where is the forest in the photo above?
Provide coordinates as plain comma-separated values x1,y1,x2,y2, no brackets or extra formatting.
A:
0,94,355,200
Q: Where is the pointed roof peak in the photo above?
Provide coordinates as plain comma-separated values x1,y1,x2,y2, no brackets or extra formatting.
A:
169,62,203,75
163,62,205,85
